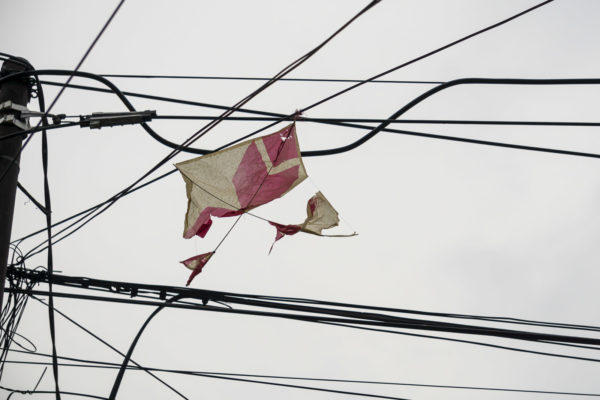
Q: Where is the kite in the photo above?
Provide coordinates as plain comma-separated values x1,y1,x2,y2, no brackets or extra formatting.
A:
176,124,355,284
175,124,306,239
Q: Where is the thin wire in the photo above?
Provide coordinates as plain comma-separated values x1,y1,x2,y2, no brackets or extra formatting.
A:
101,74,443,84
0,122,78,143
0,385,107,400
37,78,600,156
29,296,191,400
34,2,126,398
8,1,568,257
108,294,185,400
5,357,600,398
15,0,382,260
155,115,600,127
320,321,600,364
301,0,555,114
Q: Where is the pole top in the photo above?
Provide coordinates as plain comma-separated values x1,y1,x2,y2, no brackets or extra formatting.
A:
0,56,34,105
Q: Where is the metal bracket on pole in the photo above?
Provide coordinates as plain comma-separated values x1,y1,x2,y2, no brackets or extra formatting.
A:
0,100,31,131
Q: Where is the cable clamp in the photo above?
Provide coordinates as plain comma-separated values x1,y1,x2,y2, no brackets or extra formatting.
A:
80,110,156,129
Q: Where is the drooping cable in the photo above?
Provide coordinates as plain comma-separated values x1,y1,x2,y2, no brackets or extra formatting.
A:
5,354,600,398
16,76,600,261
15,288,600,364
301,0,555,114
108,294,184,400
5,0,568,259
10,0,382,262
29,296,191,400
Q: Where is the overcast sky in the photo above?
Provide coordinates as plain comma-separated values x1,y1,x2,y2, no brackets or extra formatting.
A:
2,0,600,399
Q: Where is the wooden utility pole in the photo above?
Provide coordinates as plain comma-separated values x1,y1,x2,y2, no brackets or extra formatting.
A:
0,57,32,310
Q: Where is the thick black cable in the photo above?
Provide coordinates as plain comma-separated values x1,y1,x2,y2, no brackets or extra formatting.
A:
6,0,554,159
15,288,600,364
164,0,381,161
320,321,600,364
37,80,62,399
28,296,190,400
29,3,125,397
304,77,600,157
18,79,600,261
2,3,584,260
6,357,600,398
11,267,600,333
101,73,442,85
108,294,184,400
11,0,382,259
1,0,560,246
0,1,126,185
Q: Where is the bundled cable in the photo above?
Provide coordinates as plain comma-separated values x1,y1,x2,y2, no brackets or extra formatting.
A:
0,245,37,380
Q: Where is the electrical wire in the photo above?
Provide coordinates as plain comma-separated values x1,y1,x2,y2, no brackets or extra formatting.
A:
4,0,562,257
16,76,600,263
1,2,125,398
29,296,190,400
154,114,600,127
0,122,78,142
5,355,600,398
101,73,443,85
11,264,600,336
0,385,107,400
303,77,600,157
9,0,383,262
300,0,555,114
13,287,600,364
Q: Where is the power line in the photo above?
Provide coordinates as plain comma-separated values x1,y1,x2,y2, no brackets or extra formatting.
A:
15,288,600,364
8,0,565,260
16,75,600,260
11,266,600,337
101,73,443,85
3,2,126,398
0,385,106,400
30,296,190,399
6,356,600,398
300,0,555,114
11,277,600,363
154,114,600,127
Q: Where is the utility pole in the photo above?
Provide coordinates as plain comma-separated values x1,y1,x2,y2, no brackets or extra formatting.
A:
0,57,32,311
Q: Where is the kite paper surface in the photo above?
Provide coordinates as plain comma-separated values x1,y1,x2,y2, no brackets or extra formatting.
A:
181,252,214,286
268,191,355,252
175,124,307,239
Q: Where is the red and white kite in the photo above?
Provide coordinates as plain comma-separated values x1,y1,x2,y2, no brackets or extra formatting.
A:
176,124,354,284
175,124,307,239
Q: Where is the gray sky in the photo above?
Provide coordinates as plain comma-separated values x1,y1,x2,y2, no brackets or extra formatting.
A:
2,0,600,398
